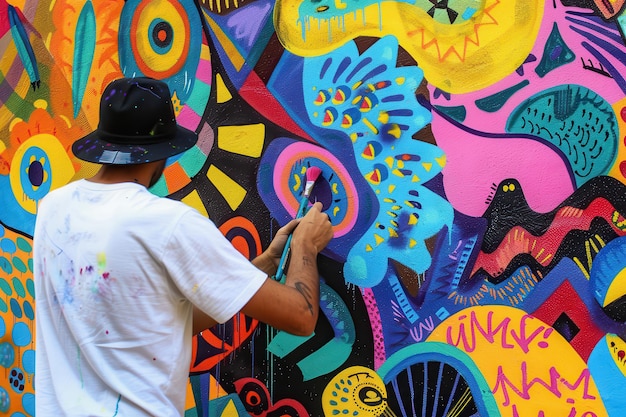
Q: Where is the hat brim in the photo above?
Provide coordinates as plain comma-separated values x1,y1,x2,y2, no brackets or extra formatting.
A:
72,125,198,165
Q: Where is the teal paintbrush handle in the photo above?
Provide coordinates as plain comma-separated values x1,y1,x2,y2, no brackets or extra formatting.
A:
275,234,293,282
274,196,309,281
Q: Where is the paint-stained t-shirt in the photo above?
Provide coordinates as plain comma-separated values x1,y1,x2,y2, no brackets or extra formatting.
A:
33,179,267,416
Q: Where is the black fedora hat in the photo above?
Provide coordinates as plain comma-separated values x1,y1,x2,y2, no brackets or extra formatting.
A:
72,77,198,165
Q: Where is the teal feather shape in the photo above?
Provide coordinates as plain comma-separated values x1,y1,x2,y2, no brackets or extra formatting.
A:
8,5,40,90
73,1,96,118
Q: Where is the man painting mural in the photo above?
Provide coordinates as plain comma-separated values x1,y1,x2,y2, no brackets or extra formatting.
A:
33,77,333,416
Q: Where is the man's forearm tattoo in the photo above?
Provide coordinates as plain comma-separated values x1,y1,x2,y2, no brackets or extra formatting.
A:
293,256,317,314
295,282,315,315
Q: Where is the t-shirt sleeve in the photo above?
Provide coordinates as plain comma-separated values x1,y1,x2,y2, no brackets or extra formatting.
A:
162,209,268,323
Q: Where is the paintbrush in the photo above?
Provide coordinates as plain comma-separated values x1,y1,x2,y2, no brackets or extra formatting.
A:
274,166,323,281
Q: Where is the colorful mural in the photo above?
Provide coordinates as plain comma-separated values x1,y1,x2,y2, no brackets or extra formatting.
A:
2,0,626,415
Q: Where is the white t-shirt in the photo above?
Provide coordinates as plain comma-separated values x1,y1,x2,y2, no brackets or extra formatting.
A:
33,180,267,416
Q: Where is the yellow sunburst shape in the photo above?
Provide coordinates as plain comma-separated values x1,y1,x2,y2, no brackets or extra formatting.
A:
274,0,544,93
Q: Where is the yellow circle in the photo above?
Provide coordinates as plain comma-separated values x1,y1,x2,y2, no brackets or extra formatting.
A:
134,0,187,73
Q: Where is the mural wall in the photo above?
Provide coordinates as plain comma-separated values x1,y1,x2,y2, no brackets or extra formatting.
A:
1,0,626,415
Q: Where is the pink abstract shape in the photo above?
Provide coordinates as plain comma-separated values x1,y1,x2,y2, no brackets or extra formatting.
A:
431,110,576,217
361,287,386,370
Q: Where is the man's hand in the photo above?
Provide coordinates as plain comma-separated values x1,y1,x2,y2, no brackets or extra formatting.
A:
291,202,333,254
259,202,333,274
265,218,300,269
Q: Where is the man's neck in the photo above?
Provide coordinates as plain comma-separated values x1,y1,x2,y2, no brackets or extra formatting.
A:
88,164,155,187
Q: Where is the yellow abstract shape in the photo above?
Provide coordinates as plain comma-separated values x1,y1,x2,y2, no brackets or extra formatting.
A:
10,133,75,214
335,0,348,9
215,73,232,103
386,124,401,139
428,306,609,417
204,11,245,70
604,267,626,306
182,190,209,218
373,233,385,245
220,400,239,416
322,366,390,416
293,172,302,191
8,117,23,132
34,99,48,110
171,92,183,117
362,118,378,134
184,380,196,411
273,0,544,93
217,123,265,158
206,165,247,210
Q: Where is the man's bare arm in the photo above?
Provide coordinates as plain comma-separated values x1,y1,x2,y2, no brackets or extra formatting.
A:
193,203,332,336
241,203,333,336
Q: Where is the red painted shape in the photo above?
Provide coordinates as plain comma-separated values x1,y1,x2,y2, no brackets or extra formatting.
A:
239,71,314,142
532,280,605,361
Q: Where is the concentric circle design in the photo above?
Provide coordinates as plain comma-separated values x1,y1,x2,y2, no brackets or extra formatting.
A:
218,217,262,260
129,0,190,79
272,141,358,238
9,133,74,214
